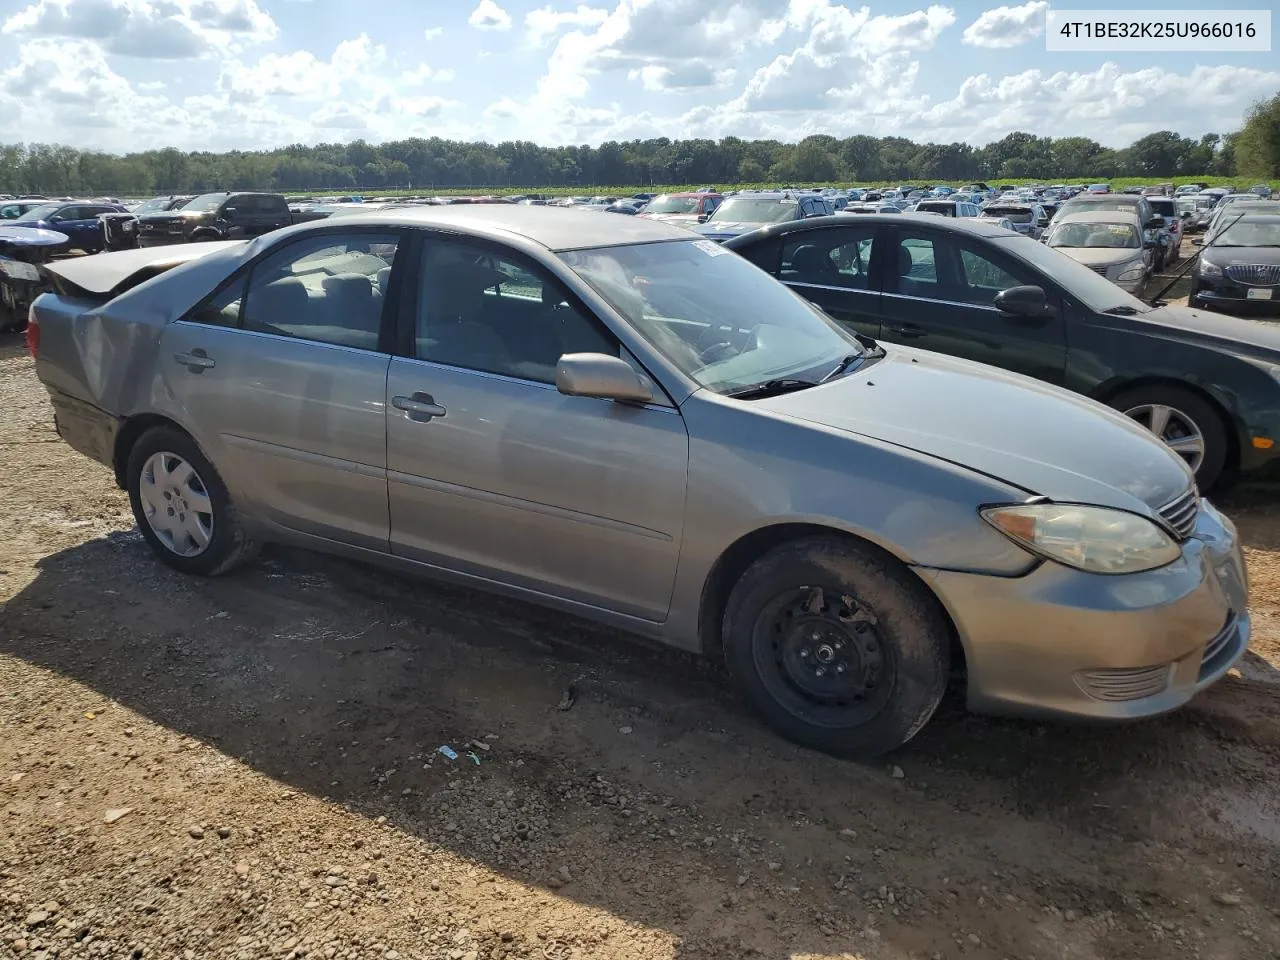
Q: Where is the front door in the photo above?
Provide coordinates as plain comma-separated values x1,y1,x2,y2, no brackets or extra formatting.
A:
385,235,689,620
878,227,1068,385
158,230,404,549
776,223,883,339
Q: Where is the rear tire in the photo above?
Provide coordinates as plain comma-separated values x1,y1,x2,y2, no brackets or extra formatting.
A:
126,426,257,576
1109,384,1228,491
722,536,949,759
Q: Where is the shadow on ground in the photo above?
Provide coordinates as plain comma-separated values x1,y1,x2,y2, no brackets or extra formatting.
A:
2,534,1279,959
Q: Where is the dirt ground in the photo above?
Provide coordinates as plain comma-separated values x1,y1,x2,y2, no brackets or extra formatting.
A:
1,334,1278,960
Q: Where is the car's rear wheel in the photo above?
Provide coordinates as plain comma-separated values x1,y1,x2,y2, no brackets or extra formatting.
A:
1110,384,1228,490
722,536,950,759
126,426,257,576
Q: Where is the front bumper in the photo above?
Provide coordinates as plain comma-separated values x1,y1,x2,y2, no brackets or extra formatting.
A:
1192,279,1280,316
922,497,1250,721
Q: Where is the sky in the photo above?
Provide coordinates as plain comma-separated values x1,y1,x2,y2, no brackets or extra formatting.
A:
0,0,1276,154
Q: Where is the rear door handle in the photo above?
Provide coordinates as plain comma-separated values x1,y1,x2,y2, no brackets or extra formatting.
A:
174,350,216,370
392,393,446,422
885,322,927,339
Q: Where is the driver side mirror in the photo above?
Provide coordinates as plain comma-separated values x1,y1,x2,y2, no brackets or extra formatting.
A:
993,285,1051,318
697,214,709,223
556,353,653,404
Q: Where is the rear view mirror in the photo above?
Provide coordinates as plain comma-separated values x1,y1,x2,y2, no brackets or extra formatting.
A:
556,353,654,404
993,285,1049,317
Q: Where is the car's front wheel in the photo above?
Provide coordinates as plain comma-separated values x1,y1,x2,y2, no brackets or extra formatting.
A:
722,536,950,759
126,425,257,576
1110,384,1228,490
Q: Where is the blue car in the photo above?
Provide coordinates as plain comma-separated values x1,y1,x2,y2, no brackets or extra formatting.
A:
692,192,834,242
5,200,128,253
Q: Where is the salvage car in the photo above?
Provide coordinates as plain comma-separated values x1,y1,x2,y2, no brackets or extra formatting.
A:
3,200,129,253
1041,211,1153,294
0,225,68,331
692,193,833,242
136,191,293,247
724,213,1280,489
1189,216,1280,318
635,192,721,227
25,208,1250,759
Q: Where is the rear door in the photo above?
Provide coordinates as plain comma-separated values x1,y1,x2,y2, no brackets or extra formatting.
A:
158,229,403,549
878,225,1067,384
776,223,884,338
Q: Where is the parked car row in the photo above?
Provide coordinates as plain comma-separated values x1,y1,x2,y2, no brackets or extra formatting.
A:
23,205,1252,760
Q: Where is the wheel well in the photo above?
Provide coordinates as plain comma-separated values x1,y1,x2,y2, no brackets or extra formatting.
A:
112,414,188,489
696,523,967,677
189,229,220,241
1092,376,1240,474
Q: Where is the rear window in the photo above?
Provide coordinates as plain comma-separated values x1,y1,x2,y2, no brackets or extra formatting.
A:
983,208,1033,224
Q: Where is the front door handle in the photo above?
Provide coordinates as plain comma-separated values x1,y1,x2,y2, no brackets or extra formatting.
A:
174,350,216,370
393,392,446,422
885,322,927,339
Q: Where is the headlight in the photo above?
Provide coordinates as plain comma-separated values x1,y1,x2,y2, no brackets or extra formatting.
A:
1117,263,1146,282
1199,260,1223,277
980,503,1181,574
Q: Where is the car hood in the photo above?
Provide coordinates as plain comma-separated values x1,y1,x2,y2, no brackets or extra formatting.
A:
1054,247,1143,266
1127,301,1280,360
756,347,1193,512
1201,247,1280,268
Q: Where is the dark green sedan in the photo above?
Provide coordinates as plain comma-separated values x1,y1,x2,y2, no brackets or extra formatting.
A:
724,214,1280,490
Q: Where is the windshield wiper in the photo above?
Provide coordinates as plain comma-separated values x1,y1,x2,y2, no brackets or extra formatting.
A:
725,378,818,400
820,353,863,382
1102,305,1140,315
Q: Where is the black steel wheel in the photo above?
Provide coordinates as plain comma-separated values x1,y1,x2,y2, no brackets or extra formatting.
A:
723,535,950,759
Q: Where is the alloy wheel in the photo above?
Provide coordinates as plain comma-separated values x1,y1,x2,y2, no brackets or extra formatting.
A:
1123,402,1206,474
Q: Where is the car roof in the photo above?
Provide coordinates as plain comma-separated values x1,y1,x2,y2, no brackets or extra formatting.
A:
1052,211,1141,224
722,213,1019,245
277,204,697,252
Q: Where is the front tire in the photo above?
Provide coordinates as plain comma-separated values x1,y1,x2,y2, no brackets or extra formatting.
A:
126,426,257,576
1110,384,1228,491
722,536,950,759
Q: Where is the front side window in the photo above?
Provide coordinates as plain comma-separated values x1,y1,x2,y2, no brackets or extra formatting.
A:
956,245,1035,306
781,227,876,290
561,239,864,395
238,232,399,350
415,240,617,384
890,236,940,297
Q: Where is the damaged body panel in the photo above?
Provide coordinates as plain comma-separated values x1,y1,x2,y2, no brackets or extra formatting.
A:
25,206,1250,758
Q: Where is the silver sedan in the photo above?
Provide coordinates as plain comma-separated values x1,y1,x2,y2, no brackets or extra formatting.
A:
29,207,1250,757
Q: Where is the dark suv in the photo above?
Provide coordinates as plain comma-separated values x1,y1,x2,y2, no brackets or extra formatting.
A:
136,191,293,247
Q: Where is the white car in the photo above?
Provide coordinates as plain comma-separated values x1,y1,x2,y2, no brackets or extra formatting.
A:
1042,211,1152,293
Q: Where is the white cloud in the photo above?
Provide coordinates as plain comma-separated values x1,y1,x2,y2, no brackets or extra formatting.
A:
400,63,455,85
1,0,278,58
219,34,385,101
423,26,443,41
734,2,954,112
962,1,1048,48
468,0,511,31
525,4,607,46
629,62,735,92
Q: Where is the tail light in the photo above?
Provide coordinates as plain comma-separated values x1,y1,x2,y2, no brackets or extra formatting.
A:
25,313,39,358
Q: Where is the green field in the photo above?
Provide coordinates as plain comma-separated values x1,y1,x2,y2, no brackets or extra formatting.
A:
303,176,1280,199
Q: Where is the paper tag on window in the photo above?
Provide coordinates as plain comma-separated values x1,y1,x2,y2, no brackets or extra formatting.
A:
693,239,729,256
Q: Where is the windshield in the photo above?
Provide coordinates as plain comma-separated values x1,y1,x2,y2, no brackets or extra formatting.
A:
643,195,699,215
14,203,61,222
1048,222,1140,249
561,239,863,394
983,208,1032,224
1057,198,1138,219
185,193,228,213
1215,221,1280,247
709,197,799,223
134,197,178,215
1001,234,1150,313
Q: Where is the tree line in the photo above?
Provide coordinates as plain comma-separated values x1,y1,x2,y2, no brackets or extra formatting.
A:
3,94,1277,197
